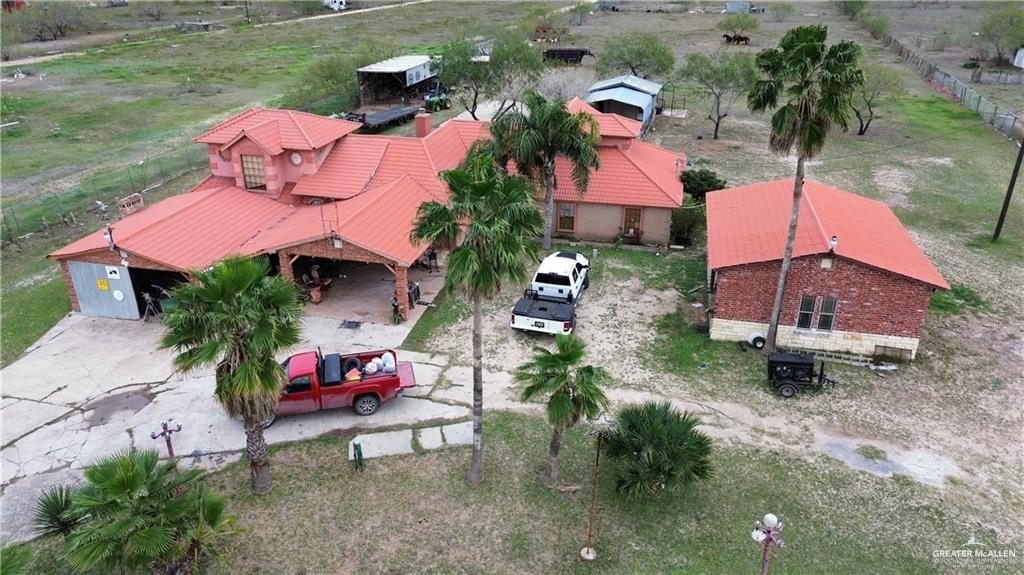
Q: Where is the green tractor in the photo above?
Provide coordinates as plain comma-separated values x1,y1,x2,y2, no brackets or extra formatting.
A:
423,86,452,112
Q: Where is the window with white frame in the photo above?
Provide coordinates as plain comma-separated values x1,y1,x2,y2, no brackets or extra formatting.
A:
796,295,816,329
240,154,266,190
816,297,837,331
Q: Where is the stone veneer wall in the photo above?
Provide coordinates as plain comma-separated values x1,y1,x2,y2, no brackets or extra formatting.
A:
709,317,922,358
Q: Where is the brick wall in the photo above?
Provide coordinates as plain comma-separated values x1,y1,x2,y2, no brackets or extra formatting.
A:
712,255,934,339
562,204,672,245
54,249,182,312
278,238,410,318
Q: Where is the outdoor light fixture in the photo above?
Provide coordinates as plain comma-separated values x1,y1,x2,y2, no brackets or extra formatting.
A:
103,225,115,251
330,233,343,249
752,513,785,575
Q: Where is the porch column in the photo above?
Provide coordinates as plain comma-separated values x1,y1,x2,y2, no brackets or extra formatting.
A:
58,260,81,313
278,251,296,283
394,266,410,320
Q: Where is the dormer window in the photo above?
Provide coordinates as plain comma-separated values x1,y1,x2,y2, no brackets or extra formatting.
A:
241,154,266,190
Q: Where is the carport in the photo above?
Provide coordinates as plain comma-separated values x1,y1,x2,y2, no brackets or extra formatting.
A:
356,55,438,105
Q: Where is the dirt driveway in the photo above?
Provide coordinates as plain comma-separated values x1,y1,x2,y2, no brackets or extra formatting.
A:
417,245,1024,545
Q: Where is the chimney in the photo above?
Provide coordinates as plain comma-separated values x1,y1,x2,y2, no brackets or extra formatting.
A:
414,110,432,138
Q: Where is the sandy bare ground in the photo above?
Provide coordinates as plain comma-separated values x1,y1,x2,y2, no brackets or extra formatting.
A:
415,246,1023,543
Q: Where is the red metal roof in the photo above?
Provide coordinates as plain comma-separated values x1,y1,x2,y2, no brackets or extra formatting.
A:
53,107,685,272
194,108,361,151
553,139,683,208
566,97,643,139
706,179,948,288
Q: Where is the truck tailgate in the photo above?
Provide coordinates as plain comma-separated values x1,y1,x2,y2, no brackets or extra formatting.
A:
397,361,417,388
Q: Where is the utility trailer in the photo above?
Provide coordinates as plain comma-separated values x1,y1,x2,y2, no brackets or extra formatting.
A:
344,105,421,131
543,47,595,65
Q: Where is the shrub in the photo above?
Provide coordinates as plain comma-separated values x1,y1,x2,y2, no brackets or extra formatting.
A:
33,485,82,538
856,10,890,40
0,539,32,575
602,401,713,499
770,2,796,22
670,199,704,246
38,449,235,574
717,12,760,36
835,0,867,20
682,167,727,203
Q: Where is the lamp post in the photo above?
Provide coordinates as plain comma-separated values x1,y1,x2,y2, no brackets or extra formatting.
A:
150,420,183,458
580,412,615,561
752,513,785,575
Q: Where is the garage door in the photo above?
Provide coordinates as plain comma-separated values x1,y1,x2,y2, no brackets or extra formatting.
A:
67,261,140,320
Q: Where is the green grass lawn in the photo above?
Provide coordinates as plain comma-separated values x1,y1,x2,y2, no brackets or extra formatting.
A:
403,288,470,352
15,411,983,574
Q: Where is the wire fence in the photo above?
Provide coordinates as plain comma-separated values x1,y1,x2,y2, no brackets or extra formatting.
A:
886,36,1023,143
1,144,208,245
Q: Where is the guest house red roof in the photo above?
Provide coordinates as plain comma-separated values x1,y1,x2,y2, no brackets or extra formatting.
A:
706,179,948,288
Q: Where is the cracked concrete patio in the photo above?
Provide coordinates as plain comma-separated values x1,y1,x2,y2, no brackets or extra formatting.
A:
0,311,470,541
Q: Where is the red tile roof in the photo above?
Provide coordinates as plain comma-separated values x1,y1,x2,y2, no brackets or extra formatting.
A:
566,97,643,139
706,179,948,288
194,108,361,151
554,140,683,208
54,106,686,272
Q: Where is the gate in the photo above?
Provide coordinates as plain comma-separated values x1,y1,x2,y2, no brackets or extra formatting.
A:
67,261,140,320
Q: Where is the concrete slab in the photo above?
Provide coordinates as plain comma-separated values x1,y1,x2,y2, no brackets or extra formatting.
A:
347,429,414,460
1,399,74,447
417,426,444,450
1,314,175,404
0,467,84,542
403,362,444,398
430,367,530,412
441,421,474,446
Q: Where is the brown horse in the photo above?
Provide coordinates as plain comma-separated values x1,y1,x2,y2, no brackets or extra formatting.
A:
722,34,733,43
732,34,750,45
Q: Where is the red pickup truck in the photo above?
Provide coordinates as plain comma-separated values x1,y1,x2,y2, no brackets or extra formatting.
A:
266,348,417,426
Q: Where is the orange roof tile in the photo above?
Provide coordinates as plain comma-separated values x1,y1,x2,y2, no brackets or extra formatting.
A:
553,140,683,208
292,138,390,199
706,179,948,288
566,97,643,139
195,108,361,151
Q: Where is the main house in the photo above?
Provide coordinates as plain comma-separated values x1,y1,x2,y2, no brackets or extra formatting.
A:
49,103,684,321
706,179,948,361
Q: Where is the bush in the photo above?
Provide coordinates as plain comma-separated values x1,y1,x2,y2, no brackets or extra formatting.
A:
770,2,796,22
717,12,760,35
41,449,234,574
280,44,397,114
602,401,713,499
670,199,704,246
835,0,867,20
0,539,32,575
856,10,890,40
33,485,82,538
683,167,727,202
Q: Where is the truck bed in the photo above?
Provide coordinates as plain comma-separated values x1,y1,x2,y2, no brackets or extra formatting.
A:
511,296,575,335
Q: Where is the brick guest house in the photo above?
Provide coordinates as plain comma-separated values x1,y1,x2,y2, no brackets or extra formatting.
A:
706,179,948,360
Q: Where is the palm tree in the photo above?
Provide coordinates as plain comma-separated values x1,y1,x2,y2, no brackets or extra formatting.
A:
33,485,82,538
747,25,862,352
176,489,236,574
517,334,609,488
65,449,205,573
160,256,302,495
492,89,601,249
411,153,545,484
602,401,713,499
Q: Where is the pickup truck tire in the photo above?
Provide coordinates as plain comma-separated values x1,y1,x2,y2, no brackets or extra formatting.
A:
583,275,590,289
353,394,380,416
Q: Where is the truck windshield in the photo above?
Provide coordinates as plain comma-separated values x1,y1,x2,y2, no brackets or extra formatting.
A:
535,273,570,286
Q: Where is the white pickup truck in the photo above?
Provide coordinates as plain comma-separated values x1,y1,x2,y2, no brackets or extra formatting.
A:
530,251,590,303
510,291,577,335
510,252,591,336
